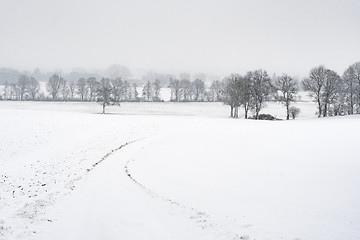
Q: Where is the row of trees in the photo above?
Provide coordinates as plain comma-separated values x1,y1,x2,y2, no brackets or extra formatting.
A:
168,78,225,102
303,63,360,117
0,75,163,103
2,61,359,117
222,62,360,119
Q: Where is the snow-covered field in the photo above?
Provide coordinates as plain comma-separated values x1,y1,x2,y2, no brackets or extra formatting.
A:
0,100,359,240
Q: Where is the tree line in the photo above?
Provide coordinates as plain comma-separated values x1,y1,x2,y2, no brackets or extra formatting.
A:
0,75,163,103
221,62,360,119
1,61,359,117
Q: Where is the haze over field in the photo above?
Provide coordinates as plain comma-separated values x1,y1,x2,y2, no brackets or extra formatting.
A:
0,0,360,77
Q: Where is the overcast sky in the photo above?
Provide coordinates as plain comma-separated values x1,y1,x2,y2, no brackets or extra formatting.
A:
0,0,359,77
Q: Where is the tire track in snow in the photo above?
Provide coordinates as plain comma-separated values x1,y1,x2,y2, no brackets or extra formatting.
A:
124,153,250,240
89,136,250,240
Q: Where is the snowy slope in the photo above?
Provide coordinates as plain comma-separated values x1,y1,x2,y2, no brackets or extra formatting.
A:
0,101,359,240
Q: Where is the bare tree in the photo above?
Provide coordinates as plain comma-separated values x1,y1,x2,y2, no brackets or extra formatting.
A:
180,79,193,101
322,69,341,117
302,66,326,117
169,78,181,102
223,74,242,118
153,79,161,101
239,74,253,119
111,78,123,102
289,107,300,119
132,83,139,101
142,80,153,101
26,77,40,100
210,80,224,102
274,74,299,120
86,77,97,101
343,62,360,114
17,75,29,100
249,69,273,119
61,79,70,101
47,74,64,100
68,81,76,100
123,80,131,101
95,78,118,114
77,77,87,101
193,79,205,101
2,80,9,100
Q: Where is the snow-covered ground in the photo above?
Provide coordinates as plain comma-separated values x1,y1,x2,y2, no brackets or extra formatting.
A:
0,101,359,240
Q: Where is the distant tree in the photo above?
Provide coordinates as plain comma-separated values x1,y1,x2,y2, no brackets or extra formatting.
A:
249,69,273,119
26,77,40,100
95,78,118,114
2,80,9,100
68,81,76,100
142,80,153,101
132,83,139,101
210,80,224,102
274,74,299,120
47,74,64,100
302,66,327,117
77,77,87,101
111,78,123,102
193,79,205,101
61,80,71,101
11,83,20,100
180,79,193,101
123,80,131,101
169,78,181,102
153,79,161,101
289,107,300,119
17,74,29,100
86,77,97,101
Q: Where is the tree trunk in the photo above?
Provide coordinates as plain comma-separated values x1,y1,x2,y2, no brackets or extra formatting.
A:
317,99,322,117
286,101,290,120
323,103,327,117
244,105,248,119
102,103,106,114
230,106,233,118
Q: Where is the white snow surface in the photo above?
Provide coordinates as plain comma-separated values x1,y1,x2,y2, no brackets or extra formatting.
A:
0,101,359,240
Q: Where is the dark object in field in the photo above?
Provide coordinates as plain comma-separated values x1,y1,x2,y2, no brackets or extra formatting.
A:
249,114,282,120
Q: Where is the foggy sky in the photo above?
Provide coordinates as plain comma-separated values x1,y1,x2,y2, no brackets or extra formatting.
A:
0,0,359,78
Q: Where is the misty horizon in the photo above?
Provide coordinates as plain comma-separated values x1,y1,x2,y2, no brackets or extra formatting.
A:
1,0,360,79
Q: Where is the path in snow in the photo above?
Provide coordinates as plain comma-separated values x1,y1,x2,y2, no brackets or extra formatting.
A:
37,135,245,240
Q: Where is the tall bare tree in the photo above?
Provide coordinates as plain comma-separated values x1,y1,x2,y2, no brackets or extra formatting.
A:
302,66,327,117
322,69,341,117
223,74,242,118
249,69,273,119
274,74,299,120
